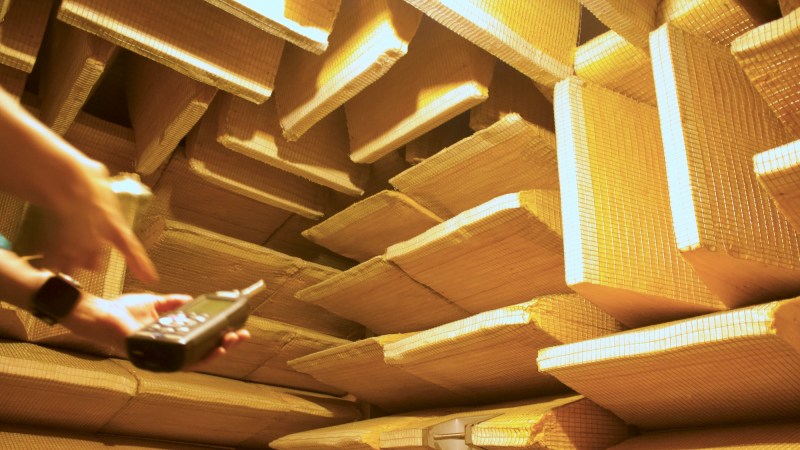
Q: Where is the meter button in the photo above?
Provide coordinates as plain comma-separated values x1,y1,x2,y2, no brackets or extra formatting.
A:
178,326,191,333
158,317,175,326
162,326,176,334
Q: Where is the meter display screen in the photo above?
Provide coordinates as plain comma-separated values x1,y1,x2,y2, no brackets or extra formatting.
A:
183,296,233,316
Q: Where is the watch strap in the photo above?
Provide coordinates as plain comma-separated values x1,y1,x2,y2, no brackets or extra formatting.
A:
31,273,82,325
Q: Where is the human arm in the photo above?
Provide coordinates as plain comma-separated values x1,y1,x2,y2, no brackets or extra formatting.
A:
0,88,156,282
0,249,249,363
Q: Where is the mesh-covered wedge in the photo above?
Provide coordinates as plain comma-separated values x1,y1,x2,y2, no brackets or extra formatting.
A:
386,191,569,314
289,334,467,413
296,255,470,334
405,0,580,87
555,77,722,328
302,190,442,262
38,22,118,135
383,294,623,403
345,17,494,163
651,24,800,306
754,140,800,233
390,115,558,220
539,298,800,429
731,8,800,140
203,0,340,55
58,0,284,103
274,0,421,141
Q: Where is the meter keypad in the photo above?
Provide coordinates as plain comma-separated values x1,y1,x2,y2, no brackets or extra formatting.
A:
152,312,210,337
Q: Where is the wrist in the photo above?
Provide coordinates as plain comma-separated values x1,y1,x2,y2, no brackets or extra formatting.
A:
19,268,52,311
29,272,83,325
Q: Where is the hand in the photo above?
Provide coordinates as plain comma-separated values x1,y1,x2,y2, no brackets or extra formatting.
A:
60,292,250,367
0,90,157,283
40,160,158,284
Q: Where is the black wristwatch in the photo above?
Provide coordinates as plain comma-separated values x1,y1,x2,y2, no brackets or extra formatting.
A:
31,273,82,325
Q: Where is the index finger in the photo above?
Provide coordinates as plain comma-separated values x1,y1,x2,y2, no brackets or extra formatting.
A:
107,222,159,284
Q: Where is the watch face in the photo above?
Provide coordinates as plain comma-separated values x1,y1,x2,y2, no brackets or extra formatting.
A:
32,274,82,322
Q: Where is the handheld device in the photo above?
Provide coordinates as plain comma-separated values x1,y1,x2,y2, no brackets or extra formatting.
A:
127,280,265,372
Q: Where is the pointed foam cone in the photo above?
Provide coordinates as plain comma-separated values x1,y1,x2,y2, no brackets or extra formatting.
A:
0,65,27,101
103,359,359,447
379,394,632,450
780,0,800,14
0,0,10,21
246,326,350,395
124,218,359,338
251,260,365,340
362,148,413,197
62,111,136,174
583,0,779,49
196,315,349,395
466,395,632,450
0,302,27,341
241,388,362,447
271,411,454,450
0,424,229,449
610,421,800,450
263,214,357,271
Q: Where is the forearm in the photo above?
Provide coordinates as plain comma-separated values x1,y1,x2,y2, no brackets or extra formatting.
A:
0,249,52,311
0,248,125,349
0,88,99,214
0,248,245,365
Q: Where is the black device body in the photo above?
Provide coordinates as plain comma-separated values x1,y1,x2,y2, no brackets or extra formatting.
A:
127,280,264,372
